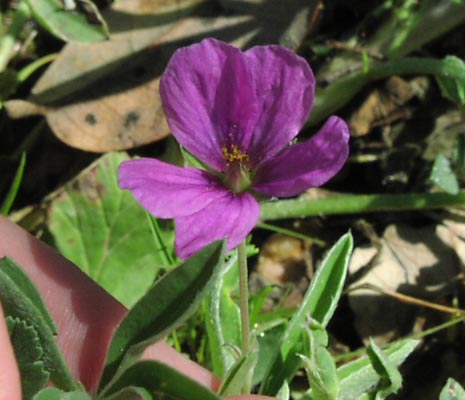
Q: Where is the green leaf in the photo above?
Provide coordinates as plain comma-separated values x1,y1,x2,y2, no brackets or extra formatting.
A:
311,54,465,127
145,212,177,267
0,1,31,71
1,152,26,215
453,133,465,170
302,322,338,400
436,56,465,106
48,152,174,308
430,154,460,194
337,339,419,399
33,387,92,400
260,232,353,396
104,386,152,400
249,285,275,326
7,317,49,399
25,0,108,43
0,69,19,104
204,254,241,377
0,256,55,333
100,240,226,392
276,381,290,400
440,378,465,400
253,322,287,386
366,339,403,399
219,340,258,397
103,360,221,400
299,232,353,327
0,257,76,390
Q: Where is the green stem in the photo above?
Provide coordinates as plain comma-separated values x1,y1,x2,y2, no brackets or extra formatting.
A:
260,190,465,221
17,53,57,82
1,152,26,215
238,240,251,395
368,0,465,59
0,1,30,71
311,56,465,125
257,222,325,246
238,241,250,355
145,211,175,266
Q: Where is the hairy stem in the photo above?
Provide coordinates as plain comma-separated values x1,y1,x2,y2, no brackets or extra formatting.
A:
260,190,465,221
238,240,251,394
238,241,250,354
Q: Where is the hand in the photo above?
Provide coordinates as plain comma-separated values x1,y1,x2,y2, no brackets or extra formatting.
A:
0,216,274,400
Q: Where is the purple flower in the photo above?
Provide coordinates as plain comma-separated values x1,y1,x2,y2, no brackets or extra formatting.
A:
119,38,349,259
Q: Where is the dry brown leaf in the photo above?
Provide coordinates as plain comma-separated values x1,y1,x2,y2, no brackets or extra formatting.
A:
348,223,461,345
252,233,310,308
256,233,308,284
349,76,427,137
439,210,465,267
6,70,170,151
423,109,465,161
6,0,317,152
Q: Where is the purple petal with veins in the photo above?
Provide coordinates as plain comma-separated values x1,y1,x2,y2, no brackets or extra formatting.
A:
175,192,260,259
120,38,350,258
253,116,350,197
119,158,226,218
160,39,258,172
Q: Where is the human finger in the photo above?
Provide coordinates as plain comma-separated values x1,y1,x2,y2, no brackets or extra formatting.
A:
0,216,218,392
0,303,21,400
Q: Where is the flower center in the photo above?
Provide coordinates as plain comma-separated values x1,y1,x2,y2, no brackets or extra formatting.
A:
222,144,249,165
221,144,252,193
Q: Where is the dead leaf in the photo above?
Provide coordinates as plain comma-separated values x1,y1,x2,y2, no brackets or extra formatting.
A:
256,233,308,284
7,0,317,152
349,76,427,136
252,233,310,309
423,109,465,162
348,223,461,345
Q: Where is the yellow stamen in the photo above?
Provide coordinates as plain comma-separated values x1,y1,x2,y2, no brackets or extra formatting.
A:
221,144,249,166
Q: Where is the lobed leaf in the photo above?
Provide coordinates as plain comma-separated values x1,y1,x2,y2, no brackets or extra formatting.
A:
7,317,50,399
48,152,174,308
0,257,76,390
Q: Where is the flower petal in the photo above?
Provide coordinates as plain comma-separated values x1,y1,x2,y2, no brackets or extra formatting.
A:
244,45,315,166
160,38,259,171
118,158,227,218
253,116,350,197
175,192,260,259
